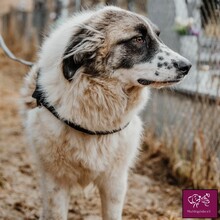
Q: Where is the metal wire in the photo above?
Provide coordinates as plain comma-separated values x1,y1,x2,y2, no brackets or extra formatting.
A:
0,35,34,67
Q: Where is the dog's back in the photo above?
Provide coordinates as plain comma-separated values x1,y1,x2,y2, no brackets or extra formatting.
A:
20,65,38,121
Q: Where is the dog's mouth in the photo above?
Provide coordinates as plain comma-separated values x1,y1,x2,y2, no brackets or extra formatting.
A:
137,79,180,86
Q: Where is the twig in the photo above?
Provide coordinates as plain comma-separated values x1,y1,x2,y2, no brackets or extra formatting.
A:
0,35,34,67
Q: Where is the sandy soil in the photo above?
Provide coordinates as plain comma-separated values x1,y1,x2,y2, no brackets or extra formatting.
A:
0,58,184,220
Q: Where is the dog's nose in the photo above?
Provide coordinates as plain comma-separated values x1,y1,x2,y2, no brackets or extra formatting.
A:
173,60,192,75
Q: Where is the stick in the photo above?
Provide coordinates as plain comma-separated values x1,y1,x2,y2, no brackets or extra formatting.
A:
0,35,34,67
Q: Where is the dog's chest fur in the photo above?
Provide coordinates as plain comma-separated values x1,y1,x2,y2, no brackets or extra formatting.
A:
25,76,148,188
27,107,143,187
39,73,147,132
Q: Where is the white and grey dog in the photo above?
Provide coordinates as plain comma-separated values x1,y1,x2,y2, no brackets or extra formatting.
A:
21,6,191,220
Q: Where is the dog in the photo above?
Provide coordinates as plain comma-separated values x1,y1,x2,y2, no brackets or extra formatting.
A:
20,6,191,220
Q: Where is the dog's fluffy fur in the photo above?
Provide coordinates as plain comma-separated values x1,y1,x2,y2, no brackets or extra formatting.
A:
20,6,191,220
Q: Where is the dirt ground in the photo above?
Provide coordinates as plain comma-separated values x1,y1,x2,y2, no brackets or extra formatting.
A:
0,58,184,220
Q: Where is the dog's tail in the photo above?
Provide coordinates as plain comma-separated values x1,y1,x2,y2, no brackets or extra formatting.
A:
20,65,38,121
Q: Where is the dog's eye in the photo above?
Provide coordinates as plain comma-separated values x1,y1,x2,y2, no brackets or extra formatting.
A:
133,36,145,44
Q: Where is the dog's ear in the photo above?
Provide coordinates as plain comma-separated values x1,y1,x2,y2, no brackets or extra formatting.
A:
62,25,105,81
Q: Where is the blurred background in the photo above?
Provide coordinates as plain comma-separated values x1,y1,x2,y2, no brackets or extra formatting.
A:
0,0,220,219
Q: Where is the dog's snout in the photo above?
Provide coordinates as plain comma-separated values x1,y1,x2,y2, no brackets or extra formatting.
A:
173,60,192,75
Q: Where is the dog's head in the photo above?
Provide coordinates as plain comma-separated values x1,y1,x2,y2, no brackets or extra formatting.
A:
62,6,191,87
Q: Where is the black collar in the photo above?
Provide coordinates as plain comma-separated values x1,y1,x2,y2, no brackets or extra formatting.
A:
32,74,129,135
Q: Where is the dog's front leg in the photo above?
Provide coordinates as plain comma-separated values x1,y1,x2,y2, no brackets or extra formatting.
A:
40,173,70,220
97,172,128,220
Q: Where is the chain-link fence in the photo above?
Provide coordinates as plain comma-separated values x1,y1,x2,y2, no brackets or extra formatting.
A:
142,0,220,188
